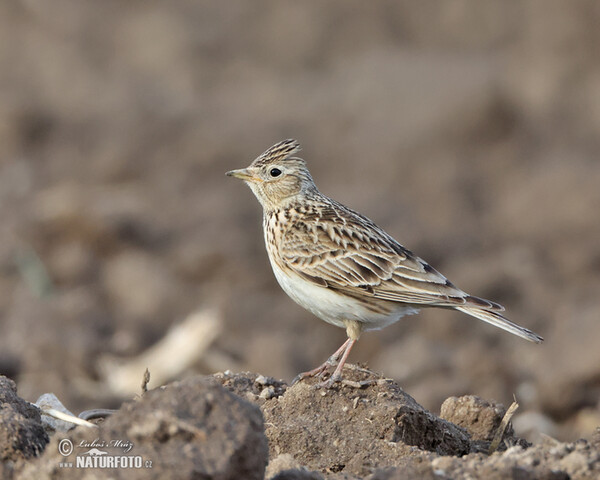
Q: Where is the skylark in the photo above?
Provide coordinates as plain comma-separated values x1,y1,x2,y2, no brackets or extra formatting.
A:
227,139,543,387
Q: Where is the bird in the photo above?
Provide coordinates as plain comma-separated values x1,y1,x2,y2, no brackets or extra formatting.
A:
226,139,543,388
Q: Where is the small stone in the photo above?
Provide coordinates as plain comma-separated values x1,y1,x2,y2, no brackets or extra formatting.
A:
260,387,276,399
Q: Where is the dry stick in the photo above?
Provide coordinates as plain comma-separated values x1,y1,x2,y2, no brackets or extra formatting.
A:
141,368,151,394
489,398,519,454
41,407,98,428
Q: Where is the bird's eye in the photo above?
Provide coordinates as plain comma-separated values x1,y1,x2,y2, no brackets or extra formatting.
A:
270,168,282,177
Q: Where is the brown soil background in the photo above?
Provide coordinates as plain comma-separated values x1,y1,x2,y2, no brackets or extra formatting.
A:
1,0,599,447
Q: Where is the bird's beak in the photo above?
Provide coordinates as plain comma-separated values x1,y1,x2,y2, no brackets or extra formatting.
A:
226,168,261,182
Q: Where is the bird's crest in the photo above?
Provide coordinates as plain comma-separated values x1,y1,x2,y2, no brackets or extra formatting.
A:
251,139,302,167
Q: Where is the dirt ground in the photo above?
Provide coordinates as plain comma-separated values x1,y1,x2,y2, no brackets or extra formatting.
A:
2,371,599,479
1,1,599,475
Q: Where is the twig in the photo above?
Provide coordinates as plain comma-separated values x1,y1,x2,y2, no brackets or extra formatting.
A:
141,368,151,394
41,407,98,428
489,398,519,454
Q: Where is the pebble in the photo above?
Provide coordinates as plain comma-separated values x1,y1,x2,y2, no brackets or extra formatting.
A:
260,386,276,399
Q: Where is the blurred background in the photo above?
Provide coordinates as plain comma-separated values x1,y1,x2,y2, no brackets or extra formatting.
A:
1,0,599,442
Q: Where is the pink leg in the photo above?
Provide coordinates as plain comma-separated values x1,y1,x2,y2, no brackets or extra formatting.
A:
292,338,351,385
317,338,356,388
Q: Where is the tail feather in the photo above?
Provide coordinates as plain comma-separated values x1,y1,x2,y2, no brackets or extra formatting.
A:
455,306,543,343
465,295,505,312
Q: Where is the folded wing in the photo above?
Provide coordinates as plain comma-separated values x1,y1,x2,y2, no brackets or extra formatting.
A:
280,200,500,310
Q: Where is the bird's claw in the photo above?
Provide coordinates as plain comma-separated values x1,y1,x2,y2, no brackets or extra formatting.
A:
291,360,337,386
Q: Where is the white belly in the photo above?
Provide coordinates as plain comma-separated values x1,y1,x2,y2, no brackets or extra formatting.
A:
269,259,419,331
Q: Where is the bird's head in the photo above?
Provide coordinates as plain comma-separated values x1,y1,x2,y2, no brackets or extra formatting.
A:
226,139,317,210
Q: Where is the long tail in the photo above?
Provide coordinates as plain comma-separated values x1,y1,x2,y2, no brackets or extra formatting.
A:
455,306,543,343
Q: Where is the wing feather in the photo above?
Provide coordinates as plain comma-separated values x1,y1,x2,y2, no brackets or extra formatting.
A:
279,199,477,308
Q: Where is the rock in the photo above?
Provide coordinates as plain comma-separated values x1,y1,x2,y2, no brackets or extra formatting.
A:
0,376,49,463
20,376,268,480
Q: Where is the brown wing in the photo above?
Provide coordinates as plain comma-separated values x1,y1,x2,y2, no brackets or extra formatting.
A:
280,199,503,310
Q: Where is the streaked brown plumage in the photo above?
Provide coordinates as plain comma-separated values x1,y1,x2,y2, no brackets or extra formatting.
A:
227,139,543,387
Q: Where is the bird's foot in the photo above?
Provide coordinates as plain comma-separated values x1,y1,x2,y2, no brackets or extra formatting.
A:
291,360,337,385
315,371,342,389
292,338,355,388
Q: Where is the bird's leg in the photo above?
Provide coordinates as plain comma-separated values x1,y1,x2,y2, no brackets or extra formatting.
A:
291,338,351,385
316,320,362,388
316,338,356,388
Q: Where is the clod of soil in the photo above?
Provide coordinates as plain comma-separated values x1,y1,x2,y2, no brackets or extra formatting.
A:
19,376,268,480
0,376,49,477
440,395,508,442
262,373,470,474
